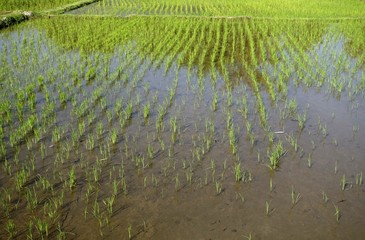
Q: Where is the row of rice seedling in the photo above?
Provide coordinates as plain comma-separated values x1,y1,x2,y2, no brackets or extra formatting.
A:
67,0,365,19
0,15,364,238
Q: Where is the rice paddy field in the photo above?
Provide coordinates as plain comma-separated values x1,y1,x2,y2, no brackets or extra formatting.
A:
0,0,78,11
1,1,365,239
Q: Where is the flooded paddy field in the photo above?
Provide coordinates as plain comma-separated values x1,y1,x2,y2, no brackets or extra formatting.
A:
0,14,365,239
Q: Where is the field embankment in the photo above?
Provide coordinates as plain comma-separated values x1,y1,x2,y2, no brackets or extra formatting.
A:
43,0,101,15
0,0,101,29
0,11,33,30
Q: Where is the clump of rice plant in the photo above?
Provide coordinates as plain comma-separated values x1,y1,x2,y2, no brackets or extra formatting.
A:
267,141,286,170
291,186,301,207
143,101,151,120
5,219,17,239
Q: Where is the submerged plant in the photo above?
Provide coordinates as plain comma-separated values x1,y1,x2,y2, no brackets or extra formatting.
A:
265,200,275,216
341,174,347,191
269,178,273,192
175,173,180,191
333,203,340,223
291,186,301,207
69,166,76,190
355,172,363,185
128,223,132,239
322,191,329,203
236,192,245,203
307,153,312,168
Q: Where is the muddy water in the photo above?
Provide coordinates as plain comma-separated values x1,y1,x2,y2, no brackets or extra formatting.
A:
0,18,364,239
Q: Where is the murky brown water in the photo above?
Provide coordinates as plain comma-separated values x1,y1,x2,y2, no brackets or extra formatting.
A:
0,16,364,239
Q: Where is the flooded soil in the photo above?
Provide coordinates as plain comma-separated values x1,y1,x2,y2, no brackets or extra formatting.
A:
0,16,364,239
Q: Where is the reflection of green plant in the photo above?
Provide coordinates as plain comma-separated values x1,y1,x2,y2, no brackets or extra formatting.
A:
307,153,312,168
175,173,180,191
287,99,297,117
297,112,307,130
322,191,329,203
212,91,218,111
269,178,273,192
147,142,154,159
356,172,363,185
69,166,76,190
236,192,245,202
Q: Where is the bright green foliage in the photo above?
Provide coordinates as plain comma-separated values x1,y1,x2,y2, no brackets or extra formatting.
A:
69,0,365,19
0,0,80,11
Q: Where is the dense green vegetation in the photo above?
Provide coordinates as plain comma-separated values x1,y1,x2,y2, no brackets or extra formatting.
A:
69,0,365,18
0,0,81,11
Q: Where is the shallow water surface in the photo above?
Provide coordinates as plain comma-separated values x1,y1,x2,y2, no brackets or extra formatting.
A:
0,17,364,239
